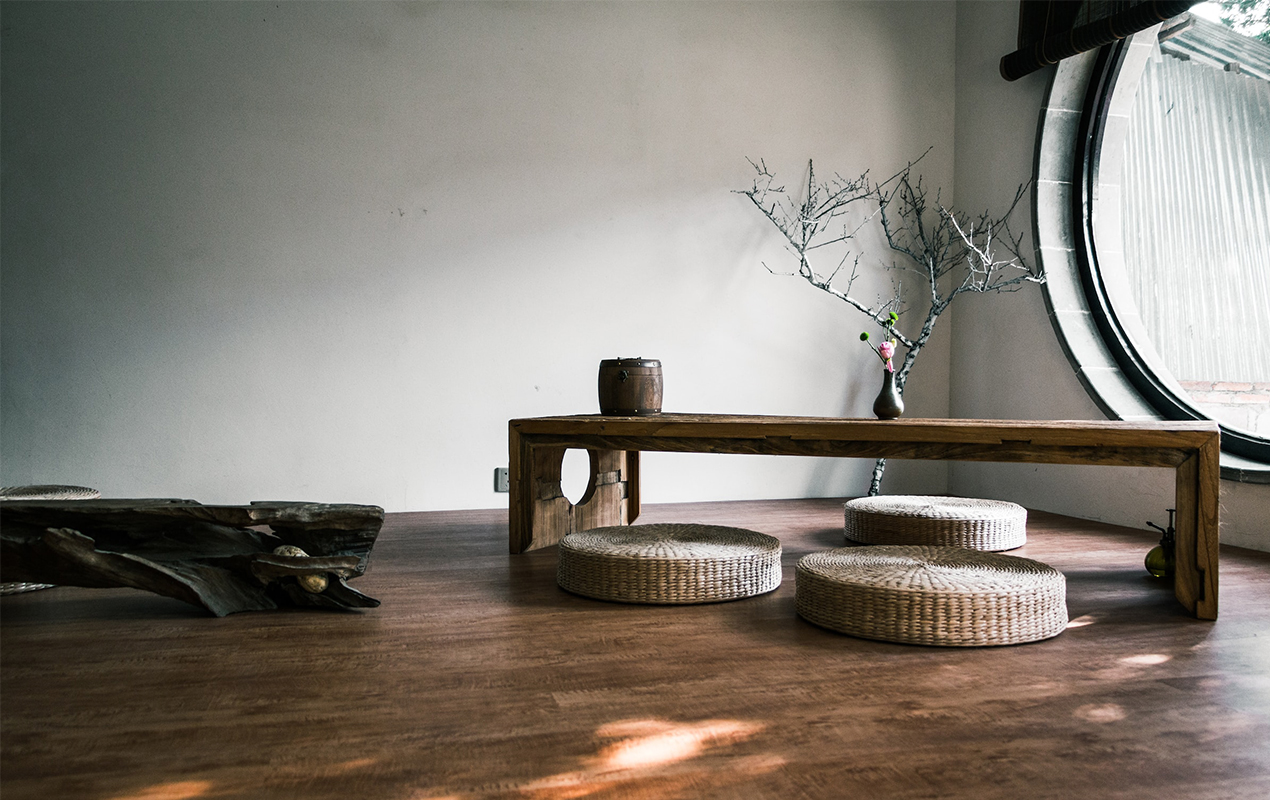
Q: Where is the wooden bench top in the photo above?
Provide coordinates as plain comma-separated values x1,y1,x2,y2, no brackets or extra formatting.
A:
510,415,1219,469
512,414,1218,447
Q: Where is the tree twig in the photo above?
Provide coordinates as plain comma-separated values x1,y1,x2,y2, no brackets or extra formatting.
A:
738,152,1044,495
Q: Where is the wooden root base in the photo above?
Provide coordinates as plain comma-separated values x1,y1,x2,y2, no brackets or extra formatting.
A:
0,499,385,616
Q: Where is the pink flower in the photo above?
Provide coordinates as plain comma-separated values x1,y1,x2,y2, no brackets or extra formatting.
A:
878,341,895,360
885,359,894,373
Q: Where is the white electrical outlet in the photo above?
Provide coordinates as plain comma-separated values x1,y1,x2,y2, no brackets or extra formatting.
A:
493,467,510,492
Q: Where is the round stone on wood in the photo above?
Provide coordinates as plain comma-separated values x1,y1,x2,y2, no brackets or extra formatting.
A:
844,495,1027,551
796,546,1067,647
557,523,782,604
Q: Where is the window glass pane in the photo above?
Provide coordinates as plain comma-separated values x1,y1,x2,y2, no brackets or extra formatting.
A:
1120,16,1270,436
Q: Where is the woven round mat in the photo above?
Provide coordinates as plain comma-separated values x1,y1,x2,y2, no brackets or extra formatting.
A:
796,546,1067,647
0,485,101,501
0,485,100,595
557,523,782,605
844,495,1027,551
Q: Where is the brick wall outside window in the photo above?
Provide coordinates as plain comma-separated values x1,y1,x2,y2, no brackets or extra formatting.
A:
1180,381,1270,436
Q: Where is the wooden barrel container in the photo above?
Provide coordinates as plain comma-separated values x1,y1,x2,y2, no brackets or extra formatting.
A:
598,358,663,416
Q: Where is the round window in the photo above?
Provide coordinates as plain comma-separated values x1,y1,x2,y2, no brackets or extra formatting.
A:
1036,17,1270,477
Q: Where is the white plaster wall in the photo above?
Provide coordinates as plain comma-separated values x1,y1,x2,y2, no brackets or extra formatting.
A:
950,1,1269,551
1,1,955,511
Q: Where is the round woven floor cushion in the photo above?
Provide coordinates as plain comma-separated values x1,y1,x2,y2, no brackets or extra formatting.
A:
844,495,1027,551
796,546,1067,647
0,485,101,501
557,523,782,604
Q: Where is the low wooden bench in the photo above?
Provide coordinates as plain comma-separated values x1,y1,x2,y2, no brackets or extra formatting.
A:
508,415,1220,619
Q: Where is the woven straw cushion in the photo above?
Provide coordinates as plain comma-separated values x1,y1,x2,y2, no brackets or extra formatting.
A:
796,546,1067,647
844,495,1027,551
0,485,101,501
557,523,782,604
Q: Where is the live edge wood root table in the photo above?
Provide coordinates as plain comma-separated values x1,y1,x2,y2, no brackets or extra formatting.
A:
509,415,1220,620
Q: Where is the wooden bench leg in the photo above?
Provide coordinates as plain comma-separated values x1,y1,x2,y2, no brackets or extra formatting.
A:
509,427,636,553
1174,439,1220,619
625,450,641,523
572,449,632,535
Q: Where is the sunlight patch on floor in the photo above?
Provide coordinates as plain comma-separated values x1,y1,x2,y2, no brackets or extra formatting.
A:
1074,703,1127,723
1066,614,1099,629
597,718,763,771
1120,653,1171,666
106,780,214,800
405,717,780,799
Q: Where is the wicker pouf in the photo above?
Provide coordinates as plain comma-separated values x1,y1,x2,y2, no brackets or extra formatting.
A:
557,523,782,604
796,546,1067,647
0,485,102,595
844,495,1027,551
0,484,101,501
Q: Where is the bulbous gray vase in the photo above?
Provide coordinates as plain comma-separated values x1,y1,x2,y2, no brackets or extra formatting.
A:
873,370,904,420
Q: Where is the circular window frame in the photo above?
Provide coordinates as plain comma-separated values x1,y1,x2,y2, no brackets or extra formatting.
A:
1033,28,1270,483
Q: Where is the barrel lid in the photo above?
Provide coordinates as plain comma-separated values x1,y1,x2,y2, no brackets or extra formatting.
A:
600,357,661,368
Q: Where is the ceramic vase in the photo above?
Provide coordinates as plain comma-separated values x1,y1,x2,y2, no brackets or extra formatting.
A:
873,370,904,420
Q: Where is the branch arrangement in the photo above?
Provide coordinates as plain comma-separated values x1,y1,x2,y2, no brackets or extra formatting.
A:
738,151,1044,493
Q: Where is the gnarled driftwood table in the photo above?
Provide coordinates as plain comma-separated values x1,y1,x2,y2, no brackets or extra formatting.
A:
0,499,384,616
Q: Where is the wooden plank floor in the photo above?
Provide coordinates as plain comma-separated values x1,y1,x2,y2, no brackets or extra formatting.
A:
3,498,1269,799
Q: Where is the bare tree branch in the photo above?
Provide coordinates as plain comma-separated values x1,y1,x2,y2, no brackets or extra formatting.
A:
737,150,1044,496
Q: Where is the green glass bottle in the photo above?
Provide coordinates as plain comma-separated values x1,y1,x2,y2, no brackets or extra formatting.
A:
1145,509,1176,579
